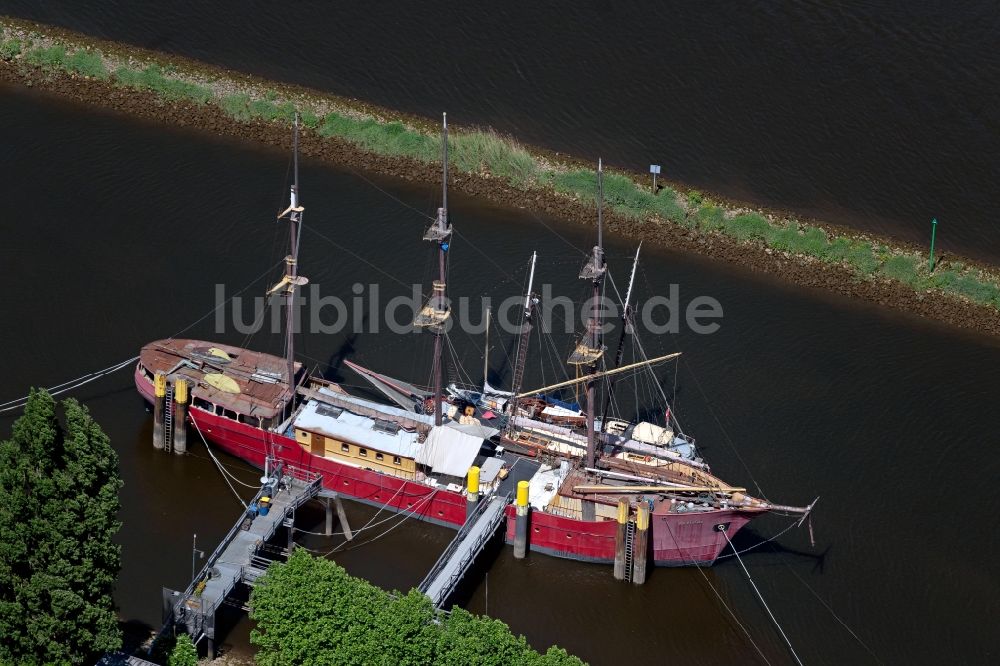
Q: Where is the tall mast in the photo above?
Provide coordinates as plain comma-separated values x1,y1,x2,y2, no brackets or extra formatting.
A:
414,113,452,426
270,114,308,403
507,252,538,428
600,242,641,430
568,160,606,468
483,306,491,388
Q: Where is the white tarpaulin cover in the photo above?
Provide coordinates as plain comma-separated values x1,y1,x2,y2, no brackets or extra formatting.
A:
632,421,674,446
416,426,484,478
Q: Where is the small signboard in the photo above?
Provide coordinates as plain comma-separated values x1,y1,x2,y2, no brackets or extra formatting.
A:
650,164,661,174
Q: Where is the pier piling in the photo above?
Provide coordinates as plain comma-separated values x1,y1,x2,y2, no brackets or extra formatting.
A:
324,497,333,536
152,373,166,450
513,480,530,559
614,499,629,580
632,502,649,585
466,466,480,520
173,379,188,455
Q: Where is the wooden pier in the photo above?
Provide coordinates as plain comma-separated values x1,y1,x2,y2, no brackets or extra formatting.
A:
158,460,322,658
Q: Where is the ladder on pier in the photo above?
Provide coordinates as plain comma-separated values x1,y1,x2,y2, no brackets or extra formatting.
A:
163,383,175,452
623,519,636,583
419,492,511,608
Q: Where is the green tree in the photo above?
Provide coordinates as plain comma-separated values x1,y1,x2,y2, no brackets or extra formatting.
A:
0,390,123,665
168,633,199,666
250,549,585,666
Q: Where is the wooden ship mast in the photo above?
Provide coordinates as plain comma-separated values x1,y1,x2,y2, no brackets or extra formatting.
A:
414,113,453,426
568,159,608,468
269,115,309,417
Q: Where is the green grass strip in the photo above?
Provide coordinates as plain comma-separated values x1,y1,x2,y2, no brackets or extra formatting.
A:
6,21,1000,312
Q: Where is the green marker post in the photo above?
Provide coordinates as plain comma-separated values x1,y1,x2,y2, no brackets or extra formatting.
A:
929,218,938,271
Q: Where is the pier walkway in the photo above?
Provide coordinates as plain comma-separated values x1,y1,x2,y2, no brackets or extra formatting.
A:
418,454,541,608
161,460,321,656
419,491,511,608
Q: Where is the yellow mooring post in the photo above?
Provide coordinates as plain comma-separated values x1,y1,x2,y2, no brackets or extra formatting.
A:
632,501,650,585
465,465,479,506
153,373,166,450
173,379,189,455
614,499,629,580
514,480,530,559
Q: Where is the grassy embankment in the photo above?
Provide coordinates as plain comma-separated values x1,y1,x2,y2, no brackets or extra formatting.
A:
3,22,999,312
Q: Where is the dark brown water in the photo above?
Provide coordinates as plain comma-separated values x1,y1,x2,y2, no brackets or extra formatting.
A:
4,0,1000,263
2,82,999,664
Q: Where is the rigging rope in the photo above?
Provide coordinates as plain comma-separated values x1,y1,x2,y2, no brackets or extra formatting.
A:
0,257,286,415
722,529,804,666
189,414,250,508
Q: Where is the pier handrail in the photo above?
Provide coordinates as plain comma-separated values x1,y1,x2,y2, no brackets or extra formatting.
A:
418,491,512,606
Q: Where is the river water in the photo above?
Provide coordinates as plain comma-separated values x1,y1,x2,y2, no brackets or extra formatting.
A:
1,81,998,664
4,0,999,263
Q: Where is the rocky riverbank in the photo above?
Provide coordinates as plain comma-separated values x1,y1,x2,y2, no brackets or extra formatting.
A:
3,16,999,337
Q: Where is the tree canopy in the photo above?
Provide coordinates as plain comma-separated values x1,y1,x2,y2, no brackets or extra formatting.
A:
250,549,586,666
168,633,199,666
0,389,124,665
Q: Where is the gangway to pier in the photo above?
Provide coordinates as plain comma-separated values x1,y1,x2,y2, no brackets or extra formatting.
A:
418,491,512,608
156,459,322,657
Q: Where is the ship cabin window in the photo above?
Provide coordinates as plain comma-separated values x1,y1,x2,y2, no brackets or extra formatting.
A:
393,456,402,466
375,453,384,462
359,448,368,458
372,419,400,435
215,404,224,416
223,409,238,421
341,443,350,453
193,397,212,411
238,414,255,426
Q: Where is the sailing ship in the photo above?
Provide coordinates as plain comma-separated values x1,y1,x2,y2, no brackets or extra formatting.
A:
135,114,815,567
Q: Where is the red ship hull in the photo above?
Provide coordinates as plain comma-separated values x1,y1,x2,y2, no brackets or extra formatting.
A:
137,365,753,566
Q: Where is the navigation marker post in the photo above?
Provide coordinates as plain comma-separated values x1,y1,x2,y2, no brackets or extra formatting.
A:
650,164,661,193
929,217,938,271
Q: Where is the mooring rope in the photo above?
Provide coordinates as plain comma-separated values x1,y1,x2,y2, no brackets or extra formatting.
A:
723,529,804,666
660,518,772,665
0,356,139,413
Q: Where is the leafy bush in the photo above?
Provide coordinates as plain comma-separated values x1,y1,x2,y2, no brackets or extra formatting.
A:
65,49,107,78
318,113,440,163
696,203,726,231
300,108,320,128
113,65,212,103
450,131,537,186
796,226,831,258
220,93,253,121
949,274,1000,305
878,254,921,285
167,634,198,666
250,549,585,666
840,240,879,275
724,212,771,241
552,169,597,199
0,37,23,60
687,190,703,206
653,189,686,223
25,44,66,69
